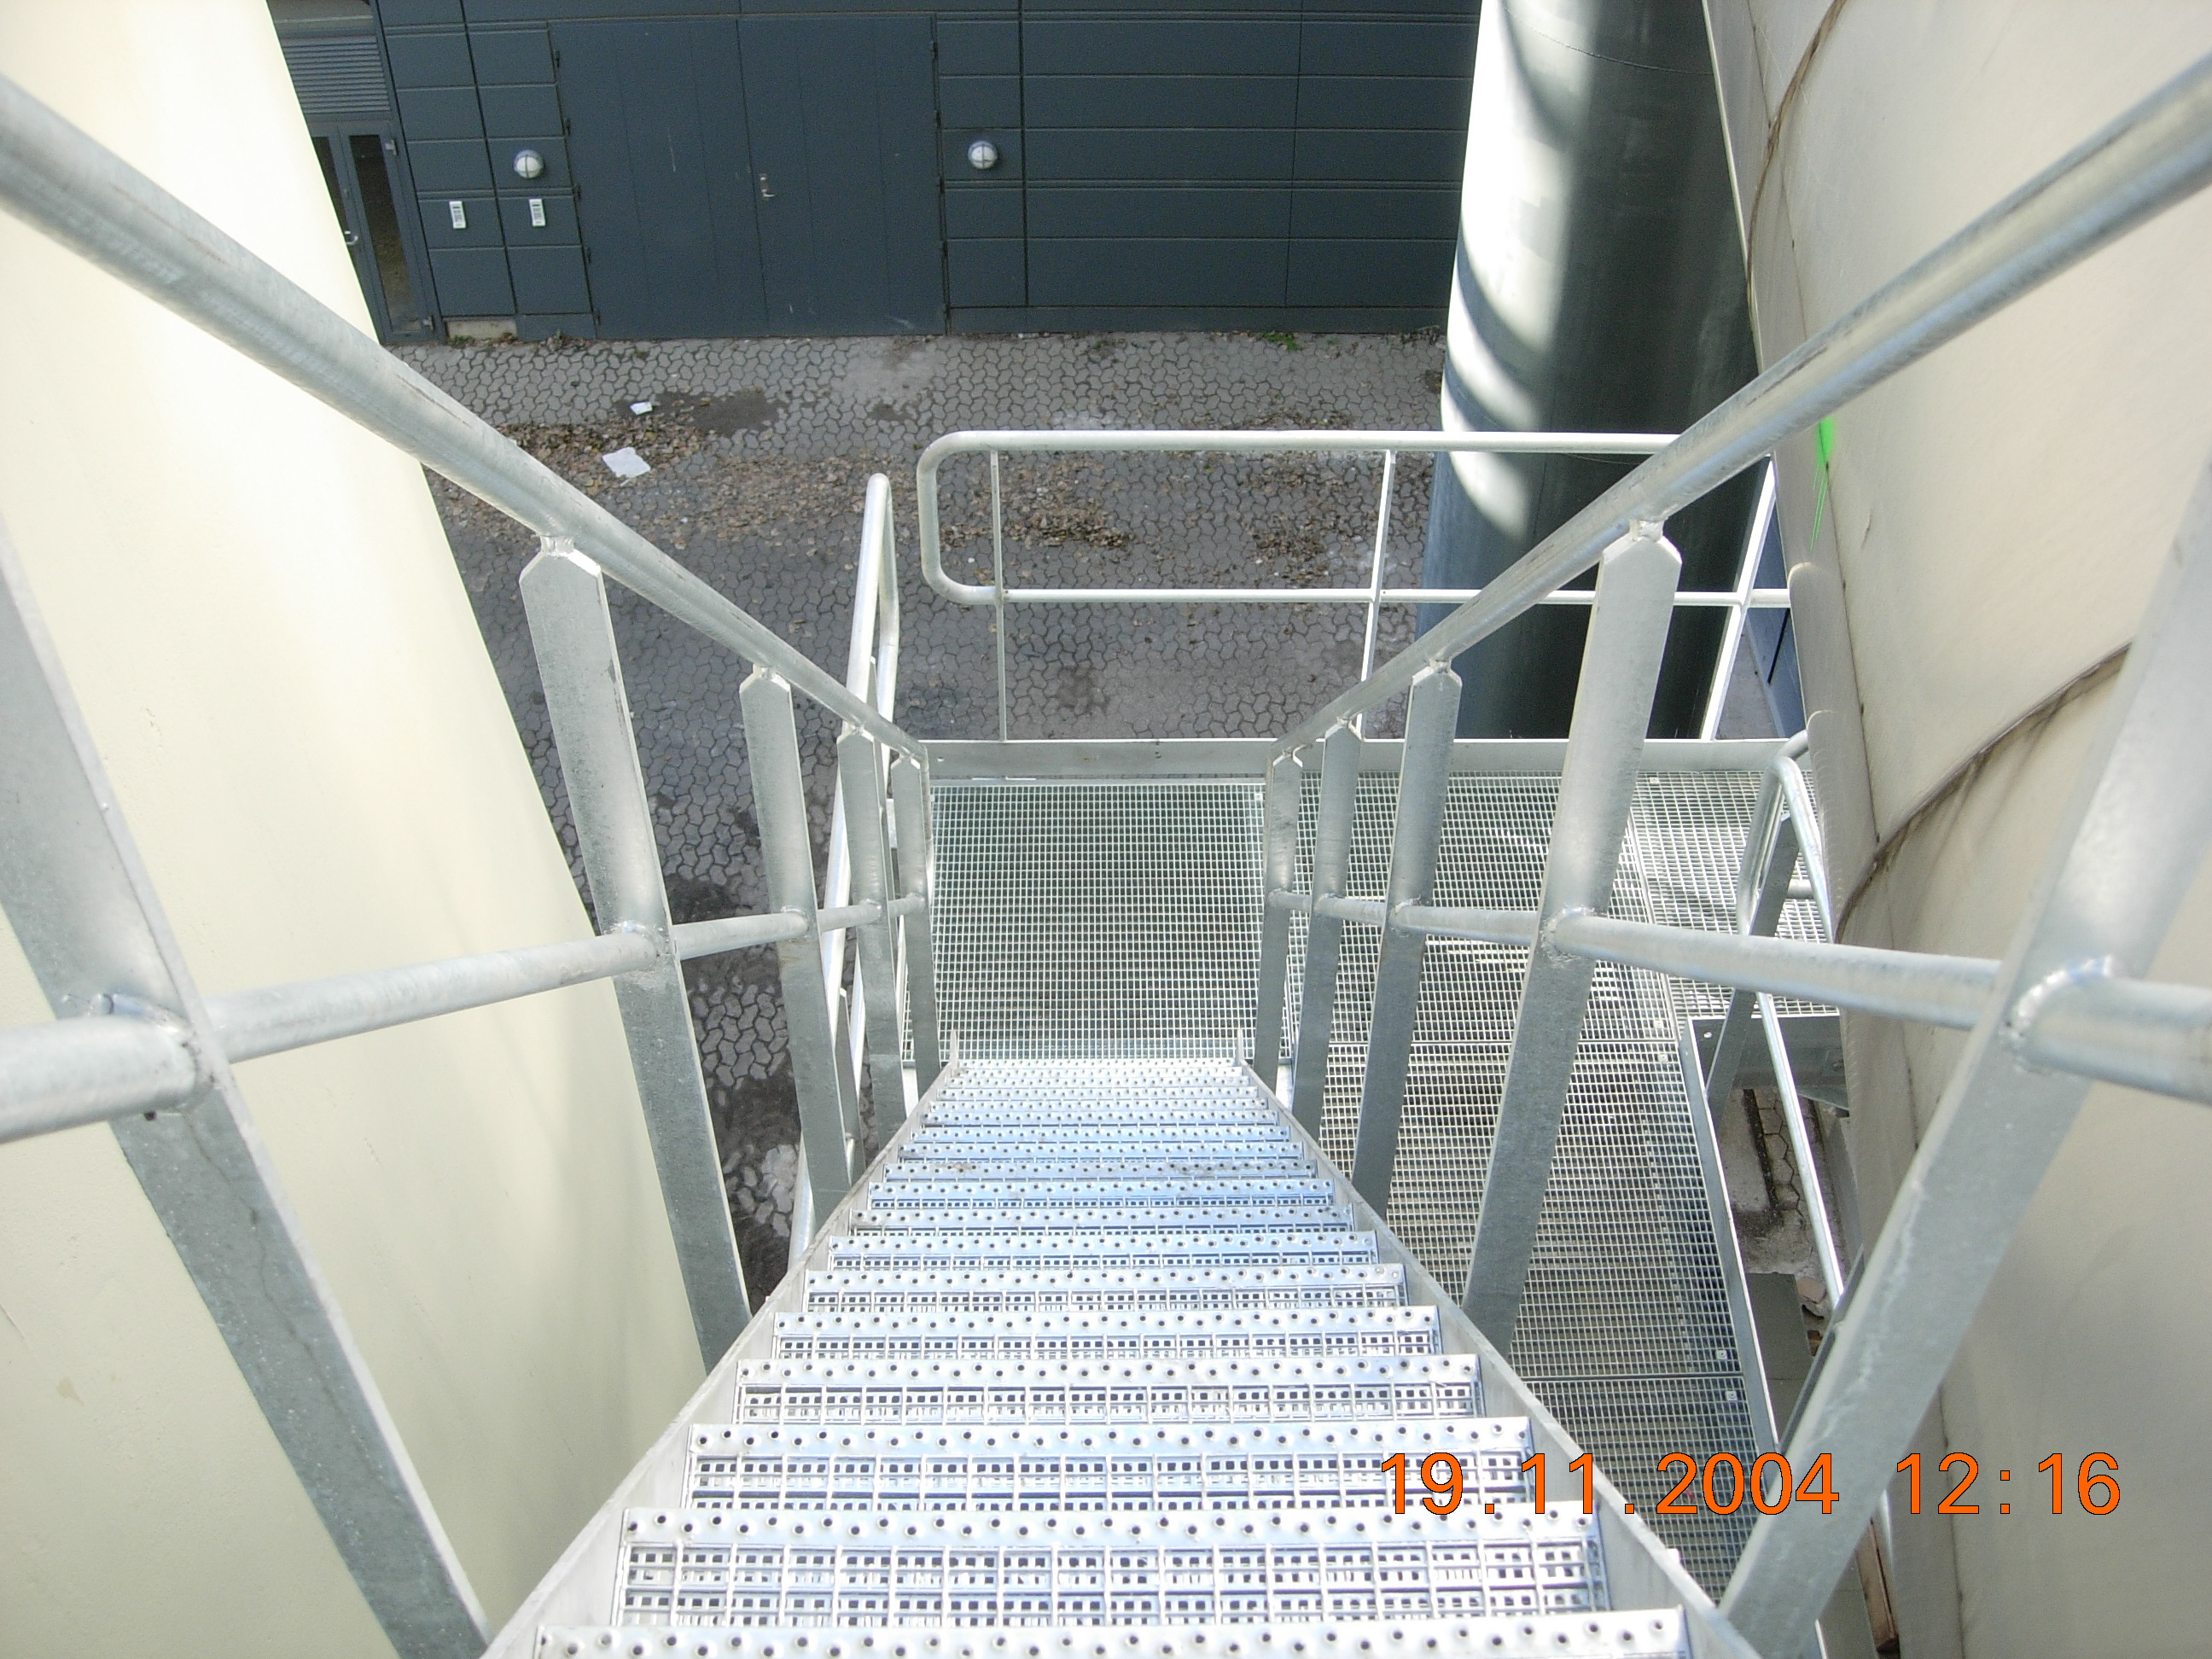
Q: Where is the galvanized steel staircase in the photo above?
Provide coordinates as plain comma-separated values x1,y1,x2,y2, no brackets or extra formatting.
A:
531,1061,1701,1659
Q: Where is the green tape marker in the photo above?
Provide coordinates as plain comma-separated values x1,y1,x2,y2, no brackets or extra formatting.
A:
1808,417,1836,544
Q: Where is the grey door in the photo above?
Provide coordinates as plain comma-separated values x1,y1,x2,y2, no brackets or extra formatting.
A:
553,19,767,338
740,16,944,335
311,127,437,342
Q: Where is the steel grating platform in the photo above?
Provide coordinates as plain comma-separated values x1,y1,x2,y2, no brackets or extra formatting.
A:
533,1060,1695,1659
927,773,1802,1592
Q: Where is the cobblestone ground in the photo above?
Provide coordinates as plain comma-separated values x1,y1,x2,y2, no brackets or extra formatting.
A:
399,329,1444,1295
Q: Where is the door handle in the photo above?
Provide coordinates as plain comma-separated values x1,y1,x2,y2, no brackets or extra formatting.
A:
758,172,776,200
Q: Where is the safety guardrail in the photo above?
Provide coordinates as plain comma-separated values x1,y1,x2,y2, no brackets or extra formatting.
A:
916,425,1786,740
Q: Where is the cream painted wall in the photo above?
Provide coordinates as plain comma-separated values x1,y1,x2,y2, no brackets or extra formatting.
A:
1705,3,2212,1654
0,4,705,1653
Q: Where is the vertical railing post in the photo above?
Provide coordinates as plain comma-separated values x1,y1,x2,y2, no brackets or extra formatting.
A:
0,519,488,1659
1250,749,1304,1092
1354,450,1397,736
889,753,944,1092
1708,809,1851,1311
738,667,853,1231
1289,720,1363,1137
1348,664,1463,1212
990,450,1010,741
1461,527,1683,1346
839,726,909,1134
520,541,752,1361
1700,459,1776,740
1704,810,1801,1107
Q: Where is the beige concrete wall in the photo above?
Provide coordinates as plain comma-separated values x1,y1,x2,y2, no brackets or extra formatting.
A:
0,3,705,1652
1705,3,2212,1653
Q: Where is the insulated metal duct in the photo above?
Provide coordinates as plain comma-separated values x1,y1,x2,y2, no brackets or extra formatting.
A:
1421,0,1759,737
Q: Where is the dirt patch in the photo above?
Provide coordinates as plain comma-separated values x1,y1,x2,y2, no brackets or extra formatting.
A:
667,387,785,435
501,413,716,488
940,456,1131,550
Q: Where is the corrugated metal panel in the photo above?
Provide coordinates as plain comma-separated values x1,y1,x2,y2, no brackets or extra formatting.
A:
280,33,393,121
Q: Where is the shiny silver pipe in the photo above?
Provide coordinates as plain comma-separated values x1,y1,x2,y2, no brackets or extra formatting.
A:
1548,912,1994,1027
918,429,1674,608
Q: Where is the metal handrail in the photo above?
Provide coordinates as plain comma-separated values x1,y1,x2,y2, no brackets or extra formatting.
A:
914,427,1787,740
0,899,895,1145
917,427,1676,608
1272,49,2212,754
0,74,921,764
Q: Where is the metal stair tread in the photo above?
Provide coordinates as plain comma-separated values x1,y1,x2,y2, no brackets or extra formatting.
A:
679,1417,1538,1513
864,1179,1339,1205
731,1357,1487,1425
602,1507,1611,1627
771,1308,1440,1363
850,1207,1360,1233
540,1610,1689,1657
827,1234,1381,1269
801,1266,1408,1314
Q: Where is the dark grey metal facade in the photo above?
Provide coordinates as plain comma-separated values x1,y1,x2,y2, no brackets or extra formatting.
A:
279,0,1477,340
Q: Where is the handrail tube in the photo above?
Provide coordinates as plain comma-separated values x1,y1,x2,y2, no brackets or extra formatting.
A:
210,929,659,1062
0,1016,199,1142
1394,905,1540,946
1266,901,2212,1104
1276,49,2212,752
0,75,919,762
2017,973,2212,1104
928,583,1790,608
0,912,866,1144
917,430,1674,607
671,911,811,959
1313,895,1386,925
1549,913,1994,1028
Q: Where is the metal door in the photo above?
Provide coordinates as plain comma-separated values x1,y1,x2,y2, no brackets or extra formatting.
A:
740,16,944,335
311,128,437,342
552,19,768,339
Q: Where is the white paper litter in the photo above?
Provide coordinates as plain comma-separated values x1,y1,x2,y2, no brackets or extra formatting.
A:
629,400,655,414
601,446,651,479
